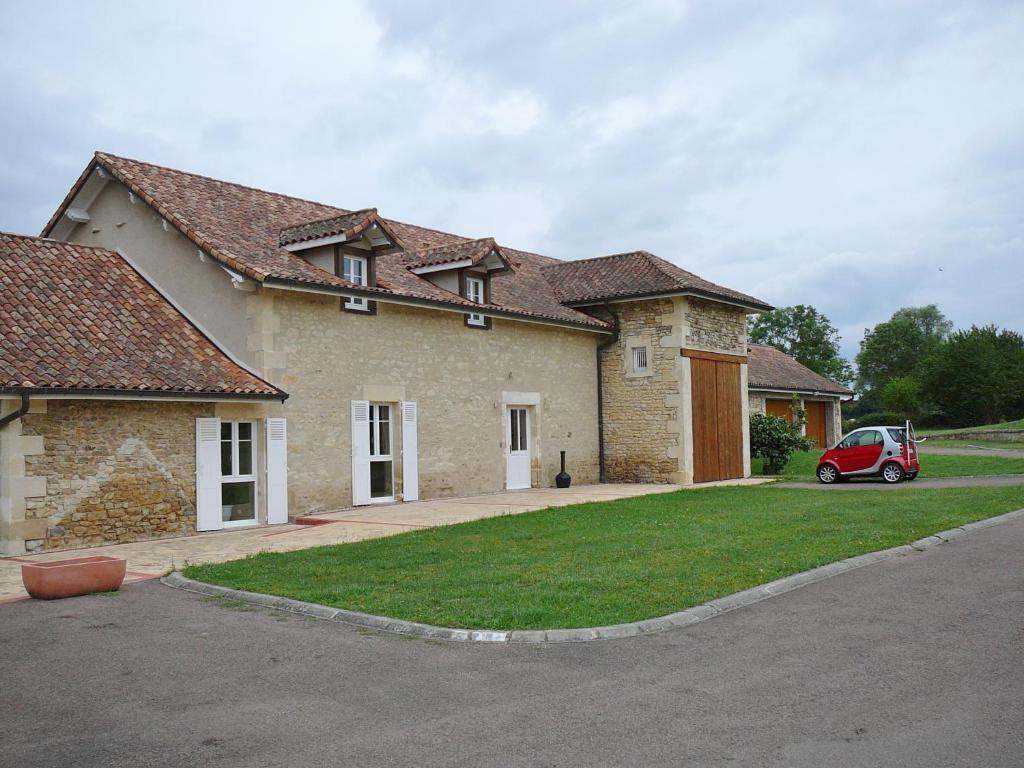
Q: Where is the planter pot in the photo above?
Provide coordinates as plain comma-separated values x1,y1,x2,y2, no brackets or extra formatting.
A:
555,450,572,488
21,556,127,600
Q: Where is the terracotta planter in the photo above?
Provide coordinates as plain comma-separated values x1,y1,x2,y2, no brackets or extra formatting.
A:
21,556,127,600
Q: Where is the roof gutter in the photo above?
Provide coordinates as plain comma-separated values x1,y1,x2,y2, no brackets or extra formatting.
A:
0,393,31,430
565,288,773,314
596,304,621,484
0,386,288,404
261,276,612,334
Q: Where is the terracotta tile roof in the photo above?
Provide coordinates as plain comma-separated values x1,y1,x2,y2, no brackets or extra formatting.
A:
410,237,503,269
0,232,285,399
278,208,382,247
44,153,606,329
747,344,853,396
542,251,772,310
43,152,770,329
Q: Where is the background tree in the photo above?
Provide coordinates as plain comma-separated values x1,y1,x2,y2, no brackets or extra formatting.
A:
855,305,952,408
881,376,922,419
749,304,853,385
920,325,1024,427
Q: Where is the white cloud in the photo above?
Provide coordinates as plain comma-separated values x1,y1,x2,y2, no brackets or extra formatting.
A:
0,0,1021,361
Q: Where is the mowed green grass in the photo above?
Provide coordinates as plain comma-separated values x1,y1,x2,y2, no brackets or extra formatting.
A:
752,450,1024,479
184,484,1024,630
919,418,1024,435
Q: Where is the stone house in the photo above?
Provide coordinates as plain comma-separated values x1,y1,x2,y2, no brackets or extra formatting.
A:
747,344,854,447
0,152,772,555
0,233,285,554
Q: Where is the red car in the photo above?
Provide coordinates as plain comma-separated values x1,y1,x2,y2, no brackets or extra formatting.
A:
816,425,921,484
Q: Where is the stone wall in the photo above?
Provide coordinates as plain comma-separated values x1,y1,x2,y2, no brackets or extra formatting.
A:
600,299,681,483
683,298,747,355
264,291,602,512
20,401,211,551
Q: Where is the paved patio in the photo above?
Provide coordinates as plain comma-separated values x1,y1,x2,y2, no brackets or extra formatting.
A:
0,479,769,601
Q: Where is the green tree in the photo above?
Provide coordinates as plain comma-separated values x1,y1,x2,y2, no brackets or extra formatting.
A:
750,304,853,385
920,325,1024,427
855,305,952,406
881,376,922,419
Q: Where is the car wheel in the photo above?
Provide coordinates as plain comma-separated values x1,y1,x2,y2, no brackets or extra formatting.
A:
906,472,919,481
881,462,905,484
817,464,839,484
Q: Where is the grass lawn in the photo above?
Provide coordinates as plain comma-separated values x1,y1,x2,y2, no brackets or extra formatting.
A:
919,418,1024,436
752,450,1024,479
184,484,1024,630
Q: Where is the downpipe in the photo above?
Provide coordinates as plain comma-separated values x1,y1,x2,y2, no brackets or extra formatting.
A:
0,393,30,430
596,306,620,484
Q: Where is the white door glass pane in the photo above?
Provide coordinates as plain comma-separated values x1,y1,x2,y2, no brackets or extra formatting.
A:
220,422,233,476
370,461,393,498
221,481,255,522
510,408,519,451
378,405,390,456
519,409,528,451
237,422,253,475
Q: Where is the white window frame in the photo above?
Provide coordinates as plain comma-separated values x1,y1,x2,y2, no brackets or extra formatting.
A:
368,403,394,503
343,253,369,311
625,341,653,378
465,274,486,327
632,346,649,374
220,420,258,528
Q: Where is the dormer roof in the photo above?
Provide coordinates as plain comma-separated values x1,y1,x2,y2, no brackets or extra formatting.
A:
408,237,512,275
279,208,397,250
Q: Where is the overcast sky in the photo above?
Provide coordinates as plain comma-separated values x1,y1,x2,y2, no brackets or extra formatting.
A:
2,1,1021,359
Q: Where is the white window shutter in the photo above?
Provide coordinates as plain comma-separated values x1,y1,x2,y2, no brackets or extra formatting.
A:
351,400,371,506
265,418,288,525
401,401,419,502
195,417,222,532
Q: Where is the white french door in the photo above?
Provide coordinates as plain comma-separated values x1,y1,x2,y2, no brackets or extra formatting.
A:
219,420,258,527
368,403,394,502
506,407,532,490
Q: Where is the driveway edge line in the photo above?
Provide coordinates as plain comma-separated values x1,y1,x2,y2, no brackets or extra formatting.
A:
160,507,1024,643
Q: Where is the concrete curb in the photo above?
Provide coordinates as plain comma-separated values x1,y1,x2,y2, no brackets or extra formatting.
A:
161,507,1024,644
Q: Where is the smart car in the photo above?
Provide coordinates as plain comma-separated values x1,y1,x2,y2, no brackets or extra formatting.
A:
816,425,921,484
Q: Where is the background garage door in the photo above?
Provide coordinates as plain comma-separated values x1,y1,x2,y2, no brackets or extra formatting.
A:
765,398,792,423
689,352,744,483
804,401,827,448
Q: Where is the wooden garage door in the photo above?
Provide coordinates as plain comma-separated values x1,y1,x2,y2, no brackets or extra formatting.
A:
804,401,827,448
691,356,744,483
765,398,792,423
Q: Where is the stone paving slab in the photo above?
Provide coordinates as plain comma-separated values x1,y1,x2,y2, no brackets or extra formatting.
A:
2,481,774,602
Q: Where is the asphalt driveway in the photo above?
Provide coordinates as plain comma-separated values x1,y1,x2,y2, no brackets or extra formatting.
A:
1,518,1022,767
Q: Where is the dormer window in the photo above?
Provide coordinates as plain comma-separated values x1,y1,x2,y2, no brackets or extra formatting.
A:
465,274,486,327
342,253,370,312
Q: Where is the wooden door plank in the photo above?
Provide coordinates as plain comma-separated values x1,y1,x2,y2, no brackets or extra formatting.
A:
691,357,720,483
715,362,743,480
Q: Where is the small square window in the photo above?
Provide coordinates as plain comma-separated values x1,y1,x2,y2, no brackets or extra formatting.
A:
632,346,649,373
